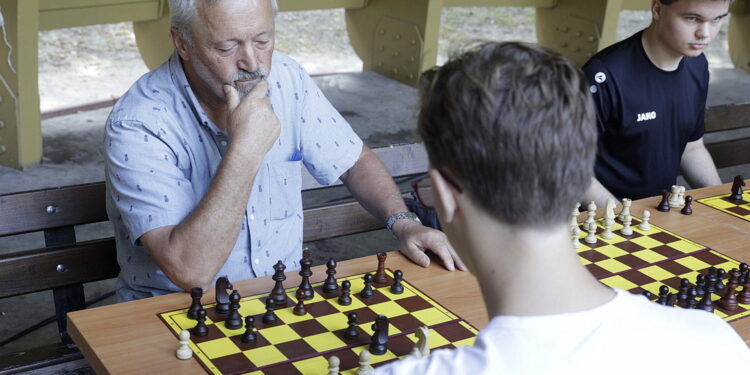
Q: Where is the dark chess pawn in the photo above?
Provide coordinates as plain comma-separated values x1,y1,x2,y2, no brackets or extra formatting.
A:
343,312,358,339
262,298,278,325
719,269,740,311
715,269,727,294
293,288,307,316
685,287,698,309
298,250,314,300
705,268,718,294
369,315,389,355
338,280,352,306
390,270,404,294
737,274,750,305
729,175,746,203
323,258,338,294
657,190,671,212
695,275,706,297
241,316,257,344
193,308,208,337
270,260,288,306
360,273,374,299
697,285,714,313
656,285,669,305
641,290,654,300
225,290,243,330
680,195,693,215
373,252,388,284
677,279,690,305
187,287,203,320
739,263,749,284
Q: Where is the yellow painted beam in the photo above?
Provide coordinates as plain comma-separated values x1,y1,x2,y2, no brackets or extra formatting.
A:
0,0,41,168
39,1,162,30
621,0,650,11
38,0,153,11
443,0,555,7
729,0,750,73
278,0,366,11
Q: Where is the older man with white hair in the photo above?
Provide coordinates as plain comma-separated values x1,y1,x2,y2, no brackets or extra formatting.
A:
103,0,465,301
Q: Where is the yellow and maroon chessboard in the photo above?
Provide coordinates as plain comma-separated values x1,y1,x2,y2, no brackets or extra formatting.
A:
576,216,750,322
159,269,478,375
697,190,750,223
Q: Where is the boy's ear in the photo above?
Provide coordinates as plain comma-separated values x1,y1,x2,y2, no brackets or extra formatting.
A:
651,0,662,21
429,169,459,224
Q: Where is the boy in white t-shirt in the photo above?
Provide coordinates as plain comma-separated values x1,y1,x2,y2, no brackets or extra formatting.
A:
374,41,750,375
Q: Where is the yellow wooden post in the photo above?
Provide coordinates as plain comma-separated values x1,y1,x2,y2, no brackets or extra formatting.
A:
729,0,750,74
345,0,444,86
535,0,624,67
0,0,41,169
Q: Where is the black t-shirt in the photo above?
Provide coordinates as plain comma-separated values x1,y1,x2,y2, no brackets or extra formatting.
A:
582,30,708,200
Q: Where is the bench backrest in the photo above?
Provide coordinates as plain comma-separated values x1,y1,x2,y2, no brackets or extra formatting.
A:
0,143,428,345
704,103,750,168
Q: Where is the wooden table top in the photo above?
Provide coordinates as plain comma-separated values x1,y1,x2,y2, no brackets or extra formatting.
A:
68,183,750,374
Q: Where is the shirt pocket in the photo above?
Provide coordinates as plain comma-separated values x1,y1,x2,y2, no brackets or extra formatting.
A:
269,160,302,220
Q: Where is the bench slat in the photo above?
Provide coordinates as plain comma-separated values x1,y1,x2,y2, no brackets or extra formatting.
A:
0,183,108,237
706,137,750,168
0,239,118,298
704,102,750,133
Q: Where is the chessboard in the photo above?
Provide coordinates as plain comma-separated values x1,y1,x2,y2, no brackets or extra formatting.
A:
697,191,750,223
576,216,750,322
159,269,478,375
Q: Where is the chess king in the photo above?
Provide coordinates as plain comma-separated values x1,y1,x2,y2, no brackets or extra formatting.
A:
372,42,750,374
102,0,466,301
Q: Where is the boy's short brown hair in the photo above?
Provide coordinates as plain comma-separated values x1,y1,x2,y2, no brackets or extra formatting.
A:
418,42,596,226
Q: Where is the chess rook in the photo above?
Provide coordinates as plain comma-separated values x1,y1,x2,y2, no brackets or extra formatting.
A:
187,287,203,320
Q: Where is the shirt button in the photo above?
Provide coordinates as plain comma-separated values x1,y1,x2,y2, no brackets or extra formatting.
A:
249,214,255,220
220,140,228,147
254,258,260,265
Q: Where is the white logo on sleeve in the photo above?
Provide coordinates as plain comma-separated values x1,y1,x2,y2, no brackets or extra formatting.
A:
637,111,657,122
594,72,606,83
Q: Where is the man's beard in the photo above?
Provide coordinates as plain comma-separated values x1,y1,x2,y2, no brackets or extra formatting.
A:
234,68,268,97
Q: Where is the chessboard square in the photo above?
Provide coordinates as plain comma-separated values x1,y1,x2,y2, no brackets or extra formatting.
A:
647,231,680,244
215,321,244,337
426,329,450,349
695,250,737,266
649,245,685,259
579,257,592,265
631,249,668,263
168,311,197,330
262,362,303,375
577,249,610,263
454,336,477,347
380,286,416,300
362,346,397,365
641,281,668,295
658,259,695,276
584,263,611,279
292,355,329,374
330,296,367,312
303,332,347,352
356,290,390,306
675,257,710,272
288,319,328,336
638,265,674,282
275,306,314,324
411,308,453,326
612,253,650,269
595,258,630,274
595,245,629,258
394,295,435,312
238,299,266,317
275,338,317,358
599,233,626,245
666,239,705,253
369,301,410,319
196,337,241,359
630,236,664,249
433,320,476,342
243,345,288,368
728,206,750,216
316,312,349,332
210,352,254,374
390,314,424,332
612,240,646,253
305,300,340,317
387,334,418,357
599,275,638,291
261,325,302,345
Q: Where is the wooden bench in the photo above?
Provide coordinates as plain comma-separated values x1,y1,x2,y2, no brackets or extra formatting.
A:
704,102,750,169
0,142,429,374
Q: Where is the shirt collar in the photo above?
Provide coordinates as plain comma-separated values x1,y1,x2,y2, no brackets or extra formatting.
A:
168,51,226,136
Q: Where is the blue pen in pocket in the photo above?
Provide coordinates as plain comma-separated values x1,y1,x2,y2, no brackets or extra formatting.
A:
289,149,302,161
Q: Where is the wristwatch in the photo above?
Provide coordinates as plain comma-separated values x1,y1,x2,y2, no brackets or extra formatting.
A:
386,211,422,238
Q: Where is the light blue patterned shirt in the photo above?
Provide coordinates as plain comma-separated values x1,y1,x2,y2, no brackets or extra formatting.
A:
104,51,363,301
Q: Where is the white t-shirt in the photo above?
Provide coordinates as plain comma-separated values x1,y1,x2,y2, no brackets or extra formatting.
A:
374,289,750,374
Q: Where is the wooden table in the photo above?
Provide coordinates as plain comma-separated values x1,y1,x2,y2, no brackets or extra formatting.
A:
68,183,750,374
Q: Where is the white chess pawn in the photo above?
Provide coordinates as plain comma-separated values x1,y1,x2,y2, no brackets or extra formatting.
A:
585,201,597,227
618,198,632,222
620,214,633,236
327,356,340,375
572,226,581,249
669,185,681,208
639,210,651,231
356,350,372,375
677,186,686,207
176,329,192,360
584,221,597,244
601,218,614,240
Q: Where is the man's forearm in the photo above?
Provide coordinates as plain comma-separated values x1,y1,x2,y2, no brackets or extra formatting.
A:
143,145,263,290
340,146,408,224
681,139,721,189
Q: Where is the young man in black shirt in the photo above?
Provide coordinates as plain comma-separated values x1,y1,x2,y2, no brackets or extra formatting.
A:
582,0,729,206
